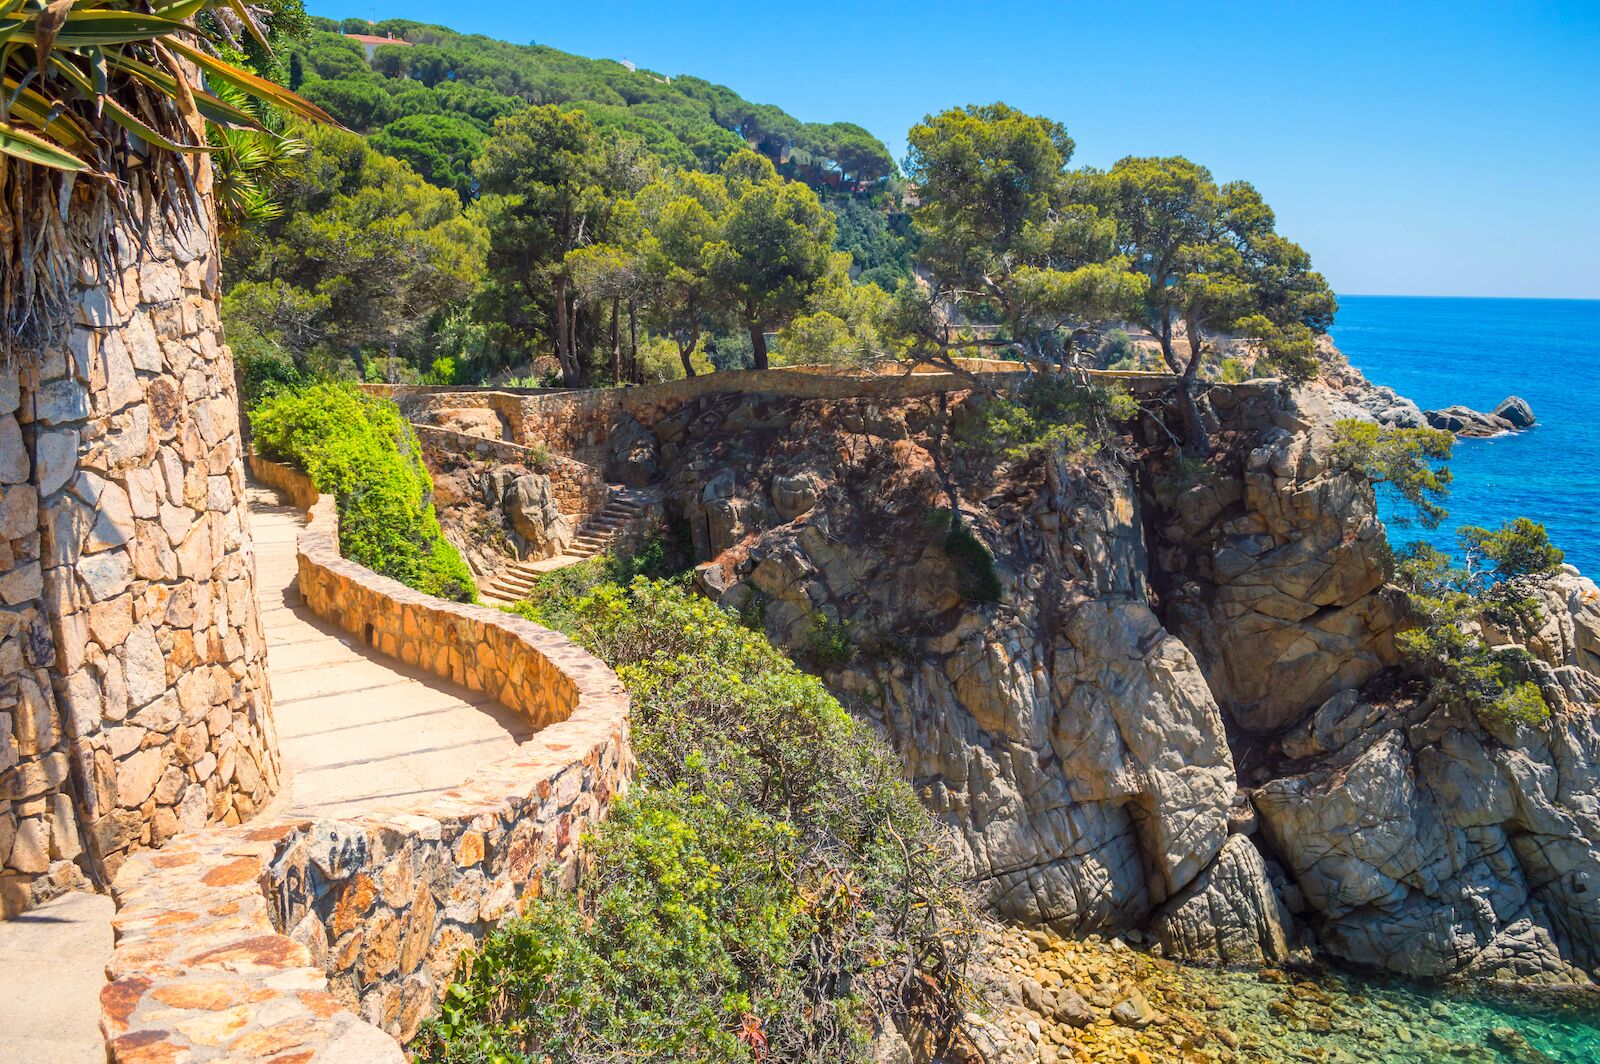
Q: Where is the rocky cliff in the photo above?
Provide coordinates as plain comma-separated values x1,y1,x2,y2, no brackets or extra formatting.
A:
403,358,1593,993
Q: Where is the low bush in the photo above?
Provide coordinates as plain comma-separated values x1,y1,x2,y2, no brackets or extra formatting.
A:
1395,518,1565,729
251,382,477,602
956,373,1139,464
420,579,970,1063
929,509,1002,604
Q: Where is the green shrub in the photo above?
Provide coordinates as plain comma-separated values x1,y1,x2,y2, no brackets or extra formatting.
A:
1217,357,1248,383
1331,418,1454,529
956,373,1139,464
523,441,554,474
251,383,477,602
1394,519,1565,730
801,610,856,671
931,509,1002,604
423,580,969,1063
237,348,306,408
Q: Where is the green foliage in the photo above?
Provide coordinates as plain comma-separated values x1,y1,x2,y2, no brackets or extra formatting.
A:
825,192,916,291
896,103,1146,369
250,383,476,601
957,374,1139,463
423,580,968,1062
222,124,486,378
932,511,1003,604
1217,357,1249,383
370,113,488,200
1067,155,1336,448
1394,520,1566,730
801,612,857,671
1331,418,1454,528
236,349,307,408
284,21,888,193
703,152,841,369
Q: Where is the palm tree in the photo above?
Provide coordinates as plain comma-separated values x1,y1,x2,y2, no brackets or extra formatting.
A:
0,0,330,344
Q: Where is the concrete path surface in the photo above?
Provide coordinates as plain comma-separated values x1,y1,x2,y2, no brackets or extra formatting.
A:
0,890,116,1063
249,484,534,818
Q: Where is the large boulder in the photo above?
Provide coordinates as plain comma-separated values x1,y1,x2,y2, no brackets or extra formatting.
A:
1150,834,1293,966
494,471,572,558
604,413,661,488
660,400,1238,934
1424,404,1515,437
1145,398,1402,735
1494,395,1537,429
432,407,507,440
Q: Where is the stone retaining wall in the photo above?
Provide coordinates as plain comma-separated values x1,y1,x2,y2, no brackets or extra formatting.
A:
100,459,631,1060
411,423,610,522
365,363,1199,461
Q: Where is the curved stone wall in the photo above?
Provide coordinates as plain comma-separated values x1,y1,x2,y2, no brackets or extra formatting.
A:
1,207,277,916
100,460,631,1059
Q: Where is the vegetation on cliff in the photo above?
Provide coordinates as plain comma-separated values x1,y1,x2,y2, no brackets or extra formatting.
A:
1333,419,1564,728
250,382,477,601
1395,519,1565,727
417,577,969,1062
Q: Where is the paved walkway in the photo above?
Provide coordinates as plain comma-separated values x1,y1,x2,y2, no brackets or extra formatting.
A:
0,891,116,1063
0,487,533,1064
249,484,534,818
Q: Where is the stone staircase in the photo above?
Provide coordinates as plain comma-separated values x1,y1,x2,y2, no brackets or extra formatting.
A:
481,487,651,603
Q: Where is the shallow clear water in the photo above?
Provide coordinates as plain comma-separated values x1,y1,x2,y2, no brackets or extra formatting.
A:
1329,296,1600,574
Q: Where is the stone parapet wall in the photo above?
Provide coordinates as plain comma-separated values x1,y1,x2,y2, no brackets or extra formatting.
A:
364,364,1213,462
101,459,631,1060
2,207,277,917
411,423,610,521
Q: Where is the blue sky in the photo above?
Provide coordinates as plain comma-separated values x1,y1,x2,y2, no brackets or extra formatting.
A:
312,1,1600,299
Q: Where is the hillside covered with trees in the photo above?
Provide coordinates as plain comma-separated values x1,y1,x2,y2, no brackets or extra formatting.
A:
222,16,916,385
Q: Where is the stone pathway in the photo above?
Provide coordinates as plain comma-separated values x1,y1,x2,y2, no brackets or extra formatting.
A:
249,484,535,818
0,891,116,1063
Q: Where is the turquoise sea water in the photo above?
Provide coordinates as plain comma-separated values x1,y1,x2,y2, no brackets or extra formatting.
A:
1329,295,1600,574
1323,294,1600,1058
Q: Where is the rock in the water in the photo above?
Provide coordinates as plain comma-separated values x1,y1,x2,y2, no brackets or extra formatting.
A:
1494,395,1536,428
1149,834,1293,966
1424,404,1515,437
1111,988,1156,1028
1050,986,1094,1028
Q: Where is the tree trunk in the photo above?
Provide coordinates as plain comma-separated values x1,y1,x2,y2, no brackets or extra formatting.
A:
609,296,621,383
554,275,576,385
677,329,698,378
749,321,769,371
1177,323,1212,457
628,299,639,383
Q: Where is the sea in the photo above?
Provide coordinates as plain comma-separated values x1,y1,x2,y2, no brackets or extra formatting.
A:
1321,294,1600,1059
1330,295,1600,575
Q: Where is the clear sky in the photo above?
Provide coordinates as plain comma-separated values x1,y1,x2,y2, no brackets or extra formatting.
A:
311,1,1600,299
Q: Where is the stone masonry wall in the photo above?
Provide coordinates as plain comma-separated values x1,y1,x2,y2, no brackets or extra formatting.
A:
367,364,1204,465
1,207,278,916
412,423,610,521
102,460,630,1058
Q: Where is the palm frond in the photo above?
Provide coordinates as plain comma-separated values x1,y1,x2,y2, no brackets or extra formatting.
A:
1,0,333,349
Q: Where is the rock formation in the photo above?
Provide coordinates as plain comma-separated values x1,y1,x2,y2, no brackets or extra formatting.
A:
1423,395,1536,437
561,363,1600,987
